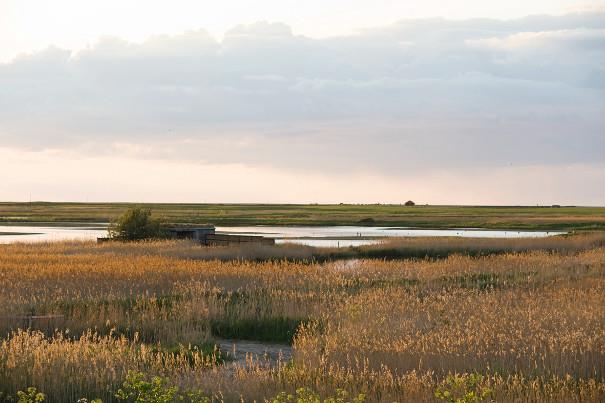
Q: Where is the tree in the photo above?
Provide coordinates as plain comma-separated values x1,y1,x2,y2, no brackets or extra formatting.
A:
405,200,415,206
108,208,165,241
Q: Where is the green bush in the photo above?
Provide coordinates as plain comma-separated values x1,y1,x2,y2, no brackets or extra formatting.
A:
270,388,365,403
108,208,166,241
115,371,210,403
17,388,45,403
435,373,492,403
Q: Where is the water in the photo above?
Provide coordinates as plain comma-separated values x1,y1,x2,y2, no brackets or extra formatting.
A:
0,225,107,244
216,226,566,247
0,224,565,246
217,339,292,367
276,239,378,247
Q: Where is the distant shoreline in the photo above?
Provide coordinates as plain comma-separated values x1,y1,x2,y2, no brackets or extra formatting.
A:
0,202,604,231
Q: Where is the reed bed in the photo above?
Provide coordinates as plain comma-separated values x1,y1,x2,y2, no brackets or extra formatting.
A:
26,232,605,262
354,232,605,259
0,239,603,401
0,330,220,402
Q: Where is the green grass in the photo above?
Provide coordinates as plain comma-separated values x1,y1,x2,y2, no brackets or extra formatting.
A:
210,317,307,344
149,342,228,366
1,202,604,230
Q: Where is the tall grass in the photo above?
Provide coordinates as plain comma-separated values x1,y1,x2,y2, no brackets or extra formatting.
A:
0,239,604,401
0,330,219,402
26,232,605,262
348,232,605,259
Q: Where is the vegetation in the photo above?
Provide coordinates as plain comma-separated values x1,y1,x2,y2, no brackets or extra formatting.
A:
0,236,603,401
434,374,492,403
115,372,210,403
270,388,365,403
7,380,364,403
1,202,605,230
17,388,45,403
108,207,166,241
68,232,605,262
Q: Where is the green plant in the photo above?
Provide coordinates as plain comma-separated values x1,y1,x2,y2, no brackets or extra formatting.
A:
108,208,166,241
16,388,45,403
435,374,492,403
270,388,365,403
210,316,306,343
115,371,210,403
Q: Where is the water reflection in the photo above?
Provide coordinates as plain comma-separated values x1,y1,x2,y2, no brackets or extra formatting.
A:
217,226,565,247
0,225,107,244
0,224,565,246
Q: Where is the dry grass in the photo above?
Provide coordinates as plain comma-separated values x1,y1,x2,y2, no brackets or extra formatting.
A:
0,238,604,401
353,232,605,259
17,232,604,262
0,330,220,402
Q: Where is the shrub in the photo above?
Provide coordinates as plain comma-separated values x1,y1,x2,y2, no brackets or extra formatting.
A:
115,371,210,403
17,388,45,403
434,373,492,403
108,208,166,241
270,388,365,403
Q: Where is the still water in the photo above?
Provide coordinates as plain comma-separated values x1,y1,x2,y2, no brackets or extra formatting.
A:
0,224,565,247
0,225,107,244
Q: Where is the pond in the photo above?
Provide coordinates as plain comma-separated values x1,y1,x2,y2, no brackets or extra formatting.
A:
0,223,566,246
0,224,108,244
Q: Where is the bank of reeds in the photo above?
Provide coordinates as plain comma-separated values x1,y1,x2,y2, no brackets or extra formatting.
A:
346,232,605,259
22,232,605,262
0,239,604,401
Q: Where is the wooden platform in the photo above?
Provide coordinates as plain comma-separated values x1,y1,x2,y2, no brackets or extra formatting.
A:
97,230,275,246
205,234,275,246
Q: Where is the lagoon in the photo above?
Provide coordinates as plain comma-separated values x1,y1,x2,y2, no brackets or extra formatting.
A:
0,224,566,246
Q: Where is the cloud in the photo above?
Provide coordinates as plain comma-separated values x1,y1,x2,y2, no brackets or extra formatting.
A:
0,12,604,178
467,28,605,50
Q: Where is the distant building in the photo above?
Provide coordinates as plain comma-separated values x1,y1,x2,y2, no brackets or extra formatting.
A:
405,200,416,206
100,225,275,246
166,226,275,246
166,227,216,242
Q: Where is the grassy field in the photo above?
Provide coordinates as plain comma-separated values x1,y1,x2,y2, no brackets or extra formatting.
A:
1,202,605,230
56,232,605,262
0,236,604,402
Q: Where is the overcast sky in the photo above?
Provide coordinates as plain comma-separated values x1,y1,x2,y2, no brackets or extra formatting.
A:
1,1,604,204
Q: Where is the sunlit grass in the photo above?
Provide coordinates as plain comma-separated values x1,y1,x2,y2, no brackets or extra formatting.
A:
0,238,603,401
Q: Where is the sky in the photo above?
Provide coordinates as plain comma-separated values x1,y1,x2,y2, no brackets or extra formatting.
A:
1,0,604,204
